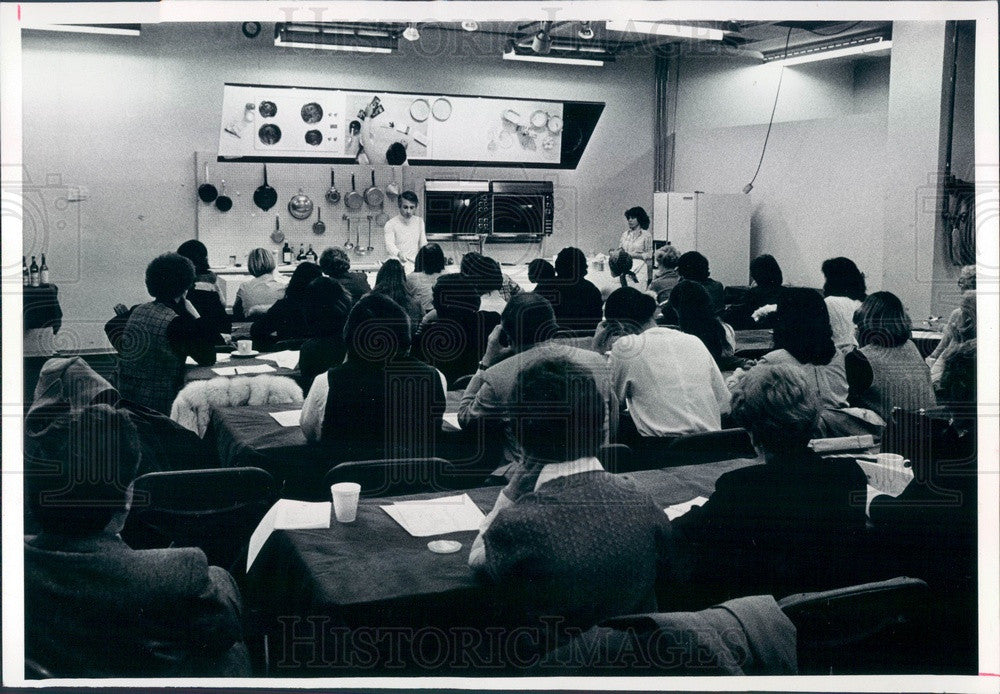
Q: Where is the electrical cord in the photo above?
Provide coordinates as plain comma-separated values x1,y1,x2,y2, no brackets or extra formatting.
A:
743,26,793,194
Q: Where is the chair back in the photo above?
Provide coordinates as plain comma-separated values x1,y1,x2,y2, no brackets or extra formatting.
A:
665,428,755,466
324,458,453,498
128,467,279,568
597,443,633,474
778,576,930,674
450,374,474,391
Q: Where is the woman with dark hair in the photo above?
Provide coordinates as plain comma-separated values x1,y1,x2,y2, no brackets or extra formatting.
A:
619,206,653,283
176,240,230,337
300,294,445,461
550,247,603,333
461,252,507,314
297,277,353,389
669,280,740,371
848,292,935,420
822,257,866,352
747,254,784,309
676,251,725,316
594,287,657,354
234,248,286,320
319,246,371,306
407,243,446,313
250,262,323,349
600,248,642,301
372,258,423,332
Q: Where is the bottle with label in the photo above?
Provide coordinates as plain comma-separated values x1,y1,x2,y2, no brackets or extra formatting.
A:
305,245,317,262
282,242,292,265
297,244,306,261
39,254,49,285
29,256,40,287
22,257,29,286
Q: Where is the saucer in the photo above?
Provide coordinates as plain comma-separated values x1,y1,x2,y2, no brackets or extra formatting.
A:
231,350,260,358
427,540,462,554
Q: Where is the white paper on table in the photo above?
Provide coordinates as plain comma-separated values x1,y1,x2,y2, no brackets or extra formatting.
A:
235,364,276,375
381,494,485,537
270,409,303,427
808,435,875,453
247,500,331,572
257,350,300,370
187,352,232,365
442,413,461,431
211,366,239,376
857,459,913,497
912,329,943,340
664,496,709,521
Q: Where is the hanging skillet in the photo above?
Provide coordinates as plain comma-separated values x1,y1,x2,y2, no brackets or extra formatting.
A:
288,188,313,220
253,164,277,211
325,170,340,205
215,180,233,212
344,173,364,211
312,207,326,235
364,169,384,208
197,163,218,203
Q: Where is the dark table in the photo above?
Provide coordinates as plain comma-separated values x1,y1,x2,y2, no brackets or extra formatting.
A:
184,353,300,383
242,458,757,675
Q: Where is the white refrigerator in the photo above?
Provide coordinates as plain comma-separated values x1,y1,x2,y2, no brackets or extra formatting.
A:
652,192,751,288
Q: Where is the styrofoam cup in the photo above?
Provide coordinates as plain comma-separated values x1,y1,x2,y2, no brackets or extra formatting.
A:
331,482,361,523
236,339,252,354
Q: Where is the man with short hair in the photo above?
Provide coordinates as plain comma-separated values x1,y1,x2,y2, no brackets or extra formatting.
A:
319,246,372,305
383,190,428,268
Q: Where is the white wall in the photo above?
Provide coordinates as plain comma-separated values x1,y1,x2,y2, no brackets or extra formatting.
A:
21,23,655,349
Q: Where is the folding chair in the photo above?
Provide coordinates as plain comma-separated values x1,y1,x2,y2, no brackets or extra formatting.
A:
323,457,454,498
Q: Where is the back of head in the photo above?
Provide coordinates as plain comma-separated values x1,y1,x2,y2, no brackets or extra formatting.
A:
731,364,820,456
957,265,976,292
624,206,650,230
285,262,323,302
306,276,352,337
608,248,634,279
502,292,557,350
670,280,726,357
528,258,556,284
374,259,409,305
655,244,680,271
343,293,411,362
853,291,912,348
26,404,141,535
677,251,710,282
176,239,210,275
821,257,866,301
750,254,783,288
772,287,836,365
320,247,351,277
247,247,276,278
432,273,480,316
512,358,605,464
414,243,446,275
145,252,195,301
604,287,656,332
555,247,588,281
460,252,502,294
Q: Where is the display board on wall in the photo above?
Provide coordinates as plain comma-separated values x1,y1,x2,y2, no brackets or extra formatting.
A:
218,83,603,169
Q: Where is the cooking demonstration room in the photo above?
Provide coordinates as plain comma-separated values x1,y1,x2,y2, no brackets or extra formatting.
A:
6,1,998,687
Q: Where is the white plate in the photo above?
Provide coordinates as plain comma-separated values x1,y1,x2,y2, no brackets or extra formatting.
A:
231,350,260,358
546,115,563,134
427,540,462,554
409,99,431,122
432,98,452,121
530,110,549,128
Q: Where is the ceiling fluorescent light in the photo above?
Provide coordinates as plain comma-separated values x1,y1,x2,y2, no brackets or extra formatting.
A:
274,24,396,53
503,48,604,67
27,24,141,37
606,19,724,42
274,39,392,54
766,38,892,66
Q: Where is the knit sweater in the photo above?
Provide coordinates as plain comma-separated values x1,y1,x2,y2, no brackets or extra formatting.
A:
856,341,936,420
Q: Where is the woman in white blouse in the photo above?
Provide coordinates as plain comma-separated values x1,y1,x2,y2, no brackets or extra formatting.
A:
619,206,653,284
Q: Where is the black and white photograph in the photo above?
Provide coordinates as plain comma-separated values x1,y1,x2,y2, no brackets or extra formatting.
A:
2,1,998,690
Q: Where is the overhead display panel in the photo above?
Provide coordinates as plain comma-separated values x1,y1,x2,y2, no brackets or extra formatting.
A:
218,83,602,169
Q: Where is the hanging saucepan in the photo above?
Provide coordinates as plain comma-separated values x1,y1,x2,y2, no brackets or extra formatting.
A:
385,167,400,203
288,188,313,220
325,170,340,205
270,216,284,244
344,174,364,211
312,207,326,235
253,164,277,211
197,163,218,203
364,170,384,208
215,180,233,212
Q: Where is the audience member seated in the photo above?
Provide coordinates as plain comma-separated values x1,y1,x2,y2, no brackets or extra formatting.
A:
250,261,323,350
925,264,975,369
459,293,615,477
606,287,730,444
413,273,501,388
527,258,558,305
675,251,725,316
110,253,219,415
549,247,603,333
848,291,935,420
600,248,643,301
822,256,867,353
647,243,681,304
300,294,445,461
233,248,286,320
176,239,230,337
593,287,650,355
726,254,784,329
406,243,446,313
933,290,976,401
371,259,424,332
24,404,250,677
672,364,867,606
320,246,372,306
468,358,674,636
461,252,508,314
669,280,741,371
297,276,353,389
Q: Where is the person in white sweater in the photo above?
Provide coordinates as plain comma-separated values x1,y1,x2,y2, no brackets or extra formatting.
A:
384,191,427,268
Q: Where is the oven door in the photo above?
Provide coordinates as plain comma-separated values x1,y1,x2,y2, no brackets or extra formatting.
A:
426,192,483,236
491,194,545,237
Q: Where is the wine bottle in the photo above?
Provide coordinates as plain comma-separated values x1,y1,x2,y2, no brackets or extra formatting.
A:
306,244,317,262
22,257,29,286
282,242,292,264
29,256,40,287
297,244,305,261
39,254,49,285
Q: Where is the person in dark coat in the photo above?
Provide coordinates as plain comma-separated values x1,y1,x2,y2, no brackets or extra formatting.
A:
176,239,230,337
672,363,868,607
297,276,353,390
549,247,603,333
320,246,371,306
250,262,323,350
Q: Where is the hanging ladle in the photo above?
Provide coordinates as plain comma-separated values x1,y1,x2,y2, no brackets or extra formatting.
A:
366,215,375,252
342,214,354,249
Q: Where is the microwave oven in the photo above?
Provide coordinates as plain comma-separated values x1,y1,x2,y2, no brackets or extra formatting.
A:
424,180,491,238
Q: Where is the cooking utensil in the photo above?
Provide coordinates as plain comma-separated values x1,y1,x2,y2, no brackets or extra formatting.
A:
502,109,526,128
259,123,282,145
288,188,314,220
312,207,326,235
197,164,218,203
304,130,322,146
325,170,340,204
215,180,233,212
409,98,431,122
343,215,354,249
385,168,400,203
530,110,549,129
546,115,564,134
253,164,277,211
374,208,390,227
353,224,367,256
364,170,383,208
270,216,284,244
301,102,323,124
366,216,375,252
432,97,452,121
344,174,364,210
259,100,277,118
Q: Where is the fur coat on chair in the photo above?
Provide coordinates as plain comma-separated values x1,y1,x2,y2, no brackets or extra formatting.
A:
170,375,303,437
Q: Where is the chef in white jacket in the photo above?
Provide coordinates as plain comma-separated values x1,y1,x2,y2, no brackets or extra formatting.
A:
384,191,427,272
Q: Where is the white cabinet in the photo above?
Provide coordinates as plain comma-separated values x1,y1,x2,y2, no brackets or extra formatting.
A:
652,192,751,287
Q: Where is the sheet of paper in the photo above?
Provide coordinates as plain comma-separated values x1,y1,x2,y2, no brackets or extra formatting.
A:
246,503,279,572
247,500,331,572
808,434,875,453
187,352,232,365
235,363,276,375
211,366,238,376
257,349,300,370
857,459,913,497
270,409,303,427
381,494,486,537
912,329,944,340
442,413,461,431
664,496,708,521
